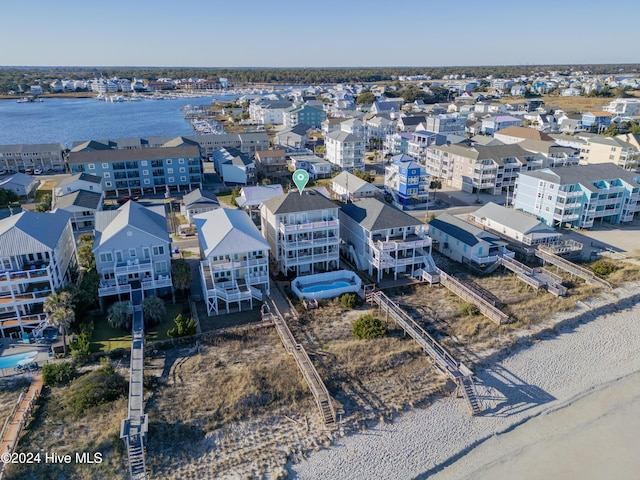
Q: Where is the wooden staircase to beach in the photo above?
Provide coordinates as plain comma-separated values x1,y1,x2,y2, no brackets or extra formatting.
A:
366,290,482,415
535,245,612,289
263,291,337,429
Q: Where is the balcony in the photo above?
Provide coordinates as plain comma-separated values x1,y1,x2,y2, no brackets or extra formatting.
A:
557,189,583,199
98,282,132,297
0,287,51,305
0,264,52,284
279,219,338,234
203,257,268,273
284,251,338,266
114,258,153,276
373,236,432,252
141,275,172,290
283,235,339,248
0,313,48,330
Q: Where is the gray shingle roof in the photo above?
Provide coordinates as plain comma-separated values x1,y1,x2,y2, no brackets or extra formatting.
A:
56,172,103,187
68,145,201,164
429,214,500,247
341,198,421,232
55,190,102,210
332,172,381,195
326,130,364,143
182,188,219,208
262,191,338,215
470,202,557,236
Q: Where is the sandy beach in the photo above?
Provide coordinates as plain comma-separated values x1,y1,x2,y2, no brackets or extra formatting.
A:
290,290,640,479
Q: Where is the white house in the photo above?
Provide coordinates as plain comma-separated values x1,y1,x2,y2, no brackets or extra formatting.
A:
0,173,38,197
340,198,437,282
195,208,270,315
331,171,382,202
0,210,77,338
289,155,333,179
53,172,103,207
212,148,255,185
325,130,365,171
260,191,340,276
181,188,220,224
53,190,103,231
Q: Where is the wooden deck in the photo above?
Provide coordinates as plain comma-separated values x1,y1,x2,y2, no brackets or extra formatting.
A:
536,245,612,289
367,290,482,415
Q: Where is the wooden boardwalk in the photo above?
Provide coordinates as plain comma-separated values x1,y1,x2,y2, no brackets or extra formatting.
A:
535,245,612,289
120,289,148,480
497,255,568,297
367,290,482,415
265,287,336,428
0,373,42,479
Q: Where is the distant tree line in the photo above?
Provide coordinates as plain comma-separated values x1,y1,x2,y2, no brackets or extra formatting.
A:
1,64,639,94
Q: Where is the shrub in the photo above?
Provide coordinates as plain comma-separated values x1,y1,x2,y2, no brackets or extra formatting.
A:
70,321,93,365
459,302,480,316
63,362,127,416
352,314,387,339
591,259,619,277
42,362,76,387
341,293,357,309
167,314,198,338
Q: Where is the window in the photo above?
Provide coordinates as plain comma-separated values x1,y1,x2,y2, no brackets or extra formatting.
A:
168,177,175,182
144,179,150,185
155,261,167,273
115,250,123,263
547,195,552,200
105,181,112,187
103,172,111,178
153,245,164,256
143,170,149,176
129,248,137,257
167,168,174,174
179,167,185,173
88,163,95,170
179,158,184,164
166,159,172,164
102,163,109,169
142,247,150,260
99,252,113,263
141,160,148,166
180,176,186,182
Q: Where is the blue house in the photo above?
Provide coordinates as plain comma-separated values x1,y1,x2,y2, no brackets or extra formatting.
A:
384,154,430,207
581,111,613,131
67,145,202,196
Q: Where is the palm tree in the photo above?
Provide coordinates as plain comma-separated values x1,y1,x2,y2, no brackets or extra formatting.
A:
48,307,75,356
142,296,166,328
107,301,132,331
43,291,75,356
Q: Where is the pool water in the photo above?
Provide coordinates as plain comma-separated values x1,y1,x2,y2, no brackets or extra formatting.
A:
0,351,38,370
301,281,350,293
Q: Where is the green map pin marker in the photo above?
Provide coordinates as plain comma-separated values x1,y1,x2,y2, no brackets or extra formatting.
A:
292,169,309,195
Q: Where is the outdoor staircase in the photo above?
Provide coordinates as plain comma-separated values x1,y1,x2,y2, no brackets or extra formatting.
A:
366,290,482,415
535,245,612,289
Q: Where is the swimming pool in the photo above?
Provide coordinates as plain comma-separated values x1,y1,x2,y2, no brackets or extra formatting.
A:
0,351,38,370
301,281,351,293
292,270,362,300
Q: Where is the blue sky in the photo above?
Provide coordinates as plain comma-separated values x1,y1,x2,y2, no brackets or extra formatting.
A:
2,0,639,67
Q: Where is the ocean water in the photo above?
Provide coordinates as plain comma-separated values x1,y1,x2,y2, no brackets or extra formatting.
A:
0,95,237,148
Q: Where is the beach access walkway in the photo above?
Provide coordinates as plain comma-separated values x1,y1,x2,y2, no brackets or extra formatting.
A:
366,290,482,415
265,285,337,428
0,372,42,479
120,289,148,480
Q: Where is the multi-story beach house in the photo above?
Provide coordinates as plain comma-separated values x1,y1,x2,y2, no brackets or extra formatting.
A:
0,210,77,338
581,135,640,171
260,191,340,276
423,113,467,136
93,201,173,304
181,188,220,224
384,154,430,206
254,149,288,182
481,115,524,135
68,144,202,196
513,163,640,229
0,143,64,173
53,173,103,205
249,100,294,125
196,208,270,315
53,190,104,232
331,171,382,202
325,130,365,171
340,198,437,282
211,148,255,185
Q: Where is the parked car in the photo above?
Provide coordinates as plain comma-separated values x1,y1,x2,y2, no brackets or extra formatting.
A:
0,170,7,175
117,195,140,204
33,168,43,175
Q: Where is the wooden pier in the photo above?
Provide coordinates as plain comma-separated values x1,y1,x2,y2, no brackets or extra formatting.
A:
366,290,482,415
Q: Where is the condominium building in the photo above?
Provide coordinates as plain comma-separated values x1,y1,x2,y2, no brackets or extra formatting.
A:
513,163,640,229
196,208,270,315
249,100,294,125
425,143,544,195
254,149,288,182
68,145,202,196
0,210,77,338
93,201,173,302
340,198,436,282
0,143,64,173
260,191,340,276
283,104,327,129
423,113,467,136
581,135,640,171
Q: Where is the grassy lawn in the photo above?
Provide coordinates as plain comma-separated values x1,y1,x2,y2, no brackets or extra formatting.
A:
90,302,188,352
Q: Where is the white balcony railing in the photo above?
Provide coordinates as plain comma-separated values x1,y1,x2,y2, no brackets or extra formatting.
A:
280,219,339,234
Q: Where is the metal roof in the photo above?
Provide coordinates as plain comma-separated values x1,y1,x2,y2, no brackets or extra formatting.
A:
93,201,168,250
429,214,501,247
194,208,270,258
182,188,220,208
0,210,71,256
68,145,200,164
470,202,558,236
